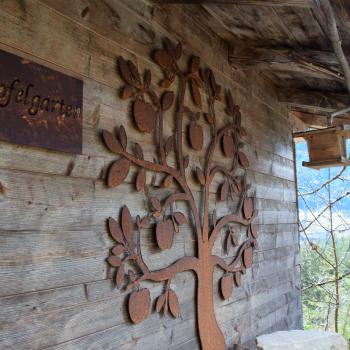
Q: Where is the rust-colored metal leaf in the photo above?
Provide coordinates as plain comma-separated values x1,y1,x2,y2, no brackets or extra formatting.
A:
164,38,176,58
128,288,151,324
133,100,156,133
220,274,233,300
156,219,174,250
119,125,127,150
165,136,174,156
144,69,151,87
116,264,125,289
150,197,162,211
154,49,173,69
190,78,202,109
112,245,124,255
134,143,144,160
139,216,151,229
168,289,180,318
173,212,187,226
108,158,130,188
238,152,249,169
102,130,122,154
122,85,133,99
250,224,258,239
160,78,172,89
225,232,232,253
136,168,146,192
209,70,216,95
175,42,182,59
243,247,253,268
163,174,173,188
128,61,140,83
205,113,214,125
118,57,134,86
161,91,174,111
108,255,122,267
189,123,203,151
222,134,234,158
156,293,166,313
190,56,200,73
220,181,229,201
195,167,205,186
108,217,124,244
243,198,254,219
226,89,234,115
121,205,133,242
234,272,241,287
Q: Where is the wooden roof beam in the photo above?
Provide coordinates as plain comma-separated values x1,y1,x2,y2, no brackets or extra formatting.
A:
153,0,315,6
228,45,344,81
278,88,350,115
291,111,350,128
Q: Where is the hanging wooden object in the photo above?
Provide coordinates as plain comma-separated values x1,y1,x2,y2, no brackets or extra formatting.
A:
101,39,259,350
294,125,350,169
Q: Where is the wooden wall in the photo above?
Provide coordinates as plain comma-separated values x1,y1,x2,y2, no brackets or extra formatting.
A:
0,0,302,349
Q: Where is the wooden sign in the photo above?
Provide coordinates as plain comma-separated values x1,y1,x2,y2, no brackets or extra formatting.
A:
0,49,83,154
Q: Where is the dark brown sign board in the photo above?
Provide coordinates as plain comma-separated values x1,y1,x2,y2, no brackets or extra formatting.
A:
0,49,83,154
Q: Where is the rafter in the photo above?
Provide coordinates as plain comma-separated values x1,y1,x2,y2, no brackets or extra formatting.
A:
153,0,315,6
229,46,345,81
278,88,350,115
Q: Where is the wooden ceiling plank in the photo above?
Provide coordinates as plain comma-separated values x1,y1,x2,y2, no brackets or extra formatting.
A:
153,0,315,7
229,46,345,81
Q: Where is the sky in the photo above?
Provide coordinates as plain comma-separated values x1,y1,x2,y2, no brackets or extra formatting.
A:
296,141,350,240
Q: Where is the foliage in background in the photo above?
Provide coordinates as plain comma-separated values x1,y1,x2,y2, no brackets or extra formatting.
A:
296,142,350,340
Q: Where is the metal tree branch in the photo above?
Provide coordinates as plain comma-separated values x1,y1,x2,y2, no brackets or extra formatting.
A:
101,40,258,350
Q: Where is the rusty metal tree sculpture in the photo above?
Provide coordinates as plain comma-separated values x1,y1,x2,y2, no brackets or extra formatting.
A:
102,39,258,350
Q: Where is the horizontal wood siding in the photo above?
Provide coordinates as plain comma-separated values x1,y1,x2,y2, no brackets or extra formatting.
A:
0,0,302,349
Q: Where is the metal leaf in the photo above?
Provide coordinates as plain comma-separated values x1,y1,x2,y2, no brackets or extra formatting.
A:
128,61,140,83
243,198,254,219
118,57,134,86
107,158,130,188
220,274,233,300
102,130,122,154
139,216,152,229
222,134,234,158
250,224,258,239
133,100,156,134
190,79,202,109
122,85,133,99
190,56,200,73
195,167,205,186
164,38,176,58
121,206,133,242
238,152,249,169
134,143,144,160
156,293,166,313
154,49,173,69
112,245,125,255
156,219,174,250
226,89,234,115
173,212,188,226
168,289,180,318
128,288,151,324
108,255,121,267
116,264,125,289
108,217,124,244
220,181,229,201
165,136,174,156
144,69,151,88
119,125,127,150
189,123,203,151
150,197,162,211
243,247,253,268
161,91,174,111
136,168,146,192
175,42,182,59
